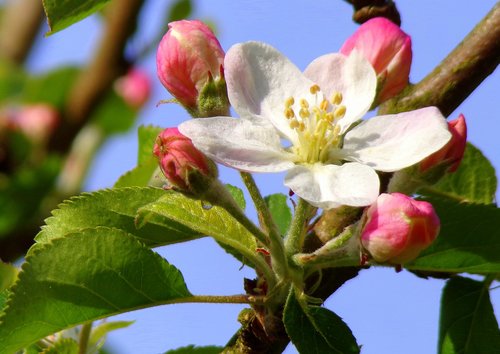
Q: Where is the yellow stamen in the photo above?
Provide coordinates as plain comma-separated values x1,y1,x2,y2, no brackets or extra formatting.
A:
310,84,320,94
320,99,329,111
285,97,295,108
285,107,295,119
300,98,309,109
299,108,310,119
334,105,346,119
331,92,343,105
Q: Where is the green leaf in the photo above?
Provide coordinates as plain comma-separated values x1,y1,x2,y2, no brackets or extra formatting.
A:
439,277,500,354
167,0,192,22
225,184,246,210
136,191,259,267
23,67,79,109
423,143,497,204
407,198,500,274
34,187,201,248
91,90,137,135
89,321,134,351
113,161,163,188
0,59,26,102
0,263,17,292
284,290,360,354
42,0,111,34
264,193,292,236
41,338,78,354
164,345,223,354
0,227,191,353
138,125,163,165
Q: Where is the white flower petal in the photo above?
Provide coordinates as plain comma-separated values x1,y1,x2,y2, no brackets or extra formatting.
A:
304,50,377,132
343,106,451,172
284,163,380,209
224,41,315,143
179,117,295,173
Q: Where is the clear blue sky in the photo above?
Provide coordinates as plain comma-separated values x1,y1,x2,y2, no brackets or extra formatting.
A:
28,1,499,353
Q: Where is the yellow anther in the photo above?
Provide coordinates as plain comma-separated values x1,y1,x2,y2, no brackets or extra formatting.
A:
300,98,309,109
320,99,329,111
334,105,346,119
285,107,295,119
285,97,295,108
299,122,305,131
310,84,320,94
331,92,343,105
332,125,341,137
299,108,310,119
290,119,300,129
325,112,334,123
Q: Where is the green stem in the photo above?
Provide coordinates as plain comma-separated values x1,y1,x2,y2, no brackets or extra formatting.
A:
78,322,92,354
240,172,288,280
285,198,314,257
174,294,255,304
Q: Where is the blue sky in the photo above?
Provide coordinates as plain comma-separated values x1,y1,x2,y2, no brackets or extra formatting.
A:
27,1,499,353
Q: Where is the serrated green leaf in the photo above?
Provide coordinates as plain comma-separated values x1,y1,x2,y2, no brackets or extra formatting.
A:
264,193,291,236
34,187,201,248
0,227,191,353
91,90,137,135
0,263,17,292
424,143,497,204
137,191,260,268
284,290,359,354
407,198,500,274
164,345,223,354
23,67,79,109
41,338,78,354
167,0,192,22
439,277,500,354
113,161,163,188
138,125,163,165
225,184,246,210
42,0,111,34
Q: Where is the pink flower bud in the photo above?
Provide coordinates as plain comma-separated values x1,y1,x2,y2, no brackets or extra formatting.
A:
11,104,59,143
153,127,216,191
340,17,412,104
114,68,151,108
420,114,467,173
156,20,225,110
361,193,440,265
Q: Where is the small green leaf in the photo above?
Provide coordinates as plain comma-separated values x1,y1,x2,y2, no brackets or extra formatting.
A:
264,193,292,236
164,345,223,354
91,90,137,135
167,0,192,22
225,184,246,210
406,198,500,274
423,143,497,204
137,191,259,267
113,161,163,188
0,262,17,292
138,125,163,165
284,290,359,354
42,0,111,34
439,277,500,354
23,67,79,109
34,187,201,248
89,321,134,350
41,338,79,354
0,228,191,353
0,59,26,102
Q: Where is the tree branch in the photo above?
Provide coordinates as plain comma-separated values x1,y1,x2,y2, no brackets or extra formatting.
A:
342,0,401,25
0,0,44,64
379,3,500,116
48,0,145,153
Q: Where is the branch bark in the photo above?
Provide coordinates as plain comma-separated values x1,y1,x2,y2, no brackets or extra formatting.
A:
379,3,500,116
0,0,44,64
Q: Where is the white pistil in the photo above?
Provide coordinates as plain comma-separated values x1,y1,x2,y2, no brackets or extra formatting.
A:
283,85,346,164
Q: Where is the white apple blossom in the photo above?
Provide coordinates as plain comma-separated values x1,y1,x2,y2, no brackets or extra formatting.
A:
179,41,451,209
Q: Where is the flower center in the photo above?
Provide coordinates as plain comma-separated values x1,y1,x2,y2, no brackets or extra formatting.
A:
283,84,346,164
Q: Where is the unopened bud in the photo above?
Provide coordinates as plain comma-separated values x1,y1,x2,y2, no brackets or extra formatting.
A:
153,127,217,193
420,114,467,173
10,104,59,144
114,68,151,109
361,193,440,265
340,17,412,105
156,20,228,117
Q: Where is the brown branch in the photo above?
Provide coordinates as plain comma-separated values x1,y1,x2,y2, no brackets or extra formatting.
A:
0,0,44,64
342,0,401,25
48,0,145,153
379,3,500,117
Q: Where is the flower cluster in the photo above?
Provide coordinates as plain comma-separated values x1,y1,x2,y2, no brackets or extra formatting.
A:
155,18,467,265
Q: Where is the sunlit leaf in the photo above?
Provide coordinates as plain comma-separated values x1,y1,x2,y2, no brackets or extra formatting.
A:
164,345,223,354
264,193,291,236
